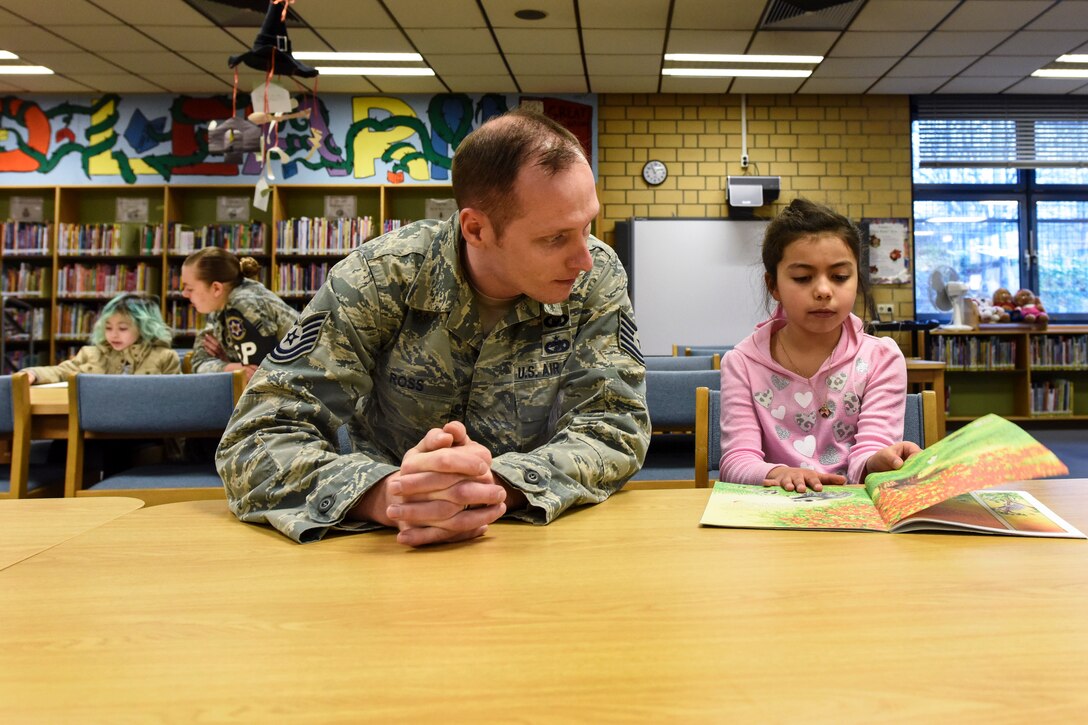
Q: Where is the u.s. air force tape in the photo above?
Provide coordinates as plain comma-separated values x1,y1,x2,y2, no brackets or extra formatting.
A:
267,311,329,365
618,311,644,365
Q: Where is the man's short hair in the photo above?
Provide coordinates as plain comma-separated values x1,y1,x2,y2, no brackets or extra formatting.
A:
452,107,588,238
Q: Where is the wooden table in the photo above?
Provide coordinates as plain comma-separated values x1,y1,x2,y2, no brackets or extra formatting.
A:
0,497,142,571
906,358,946,437
1,483,1086,721
28,382,69,439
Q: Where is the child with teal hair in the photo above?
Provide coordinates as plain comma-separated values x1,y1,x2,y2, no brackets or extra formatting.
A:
25,292,180,384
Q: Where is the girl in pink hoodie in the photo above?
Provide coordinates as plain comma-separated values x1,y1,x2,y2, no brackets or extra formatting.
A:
720,199,920,493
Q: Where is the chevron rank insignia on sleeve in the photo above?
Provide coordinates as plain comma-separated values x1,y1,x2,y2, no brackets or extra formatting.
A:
267,311,329,365
618,311,644,365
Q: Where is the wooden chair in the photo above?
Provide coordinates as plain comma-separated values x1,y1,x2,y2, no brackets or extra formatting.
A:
64,371,245,506
626,370,719,490
0,372,65,499
695,389,941,489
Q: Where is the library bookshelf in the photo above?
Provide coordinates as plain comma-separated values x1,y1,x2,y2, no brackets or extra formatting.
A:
1,183,453,370
926,324,1088,423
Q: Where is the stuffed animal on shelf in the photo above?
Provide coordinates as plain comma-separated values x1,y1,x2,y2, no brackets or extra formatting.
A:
1013,288,1049,325
990,288,1014,323
972,298,1006,324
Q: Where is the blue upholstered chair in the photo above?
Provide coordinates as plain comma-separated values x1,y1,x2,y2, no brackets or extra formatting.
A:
0,372,65,499
64,371,245,505
644,354,720,371
696,389,939,487
626,369,720,490
675,344,734,358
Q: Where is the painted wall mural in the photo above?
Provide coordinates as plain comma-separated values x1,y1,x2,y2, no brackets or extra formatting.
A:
0,93,596,186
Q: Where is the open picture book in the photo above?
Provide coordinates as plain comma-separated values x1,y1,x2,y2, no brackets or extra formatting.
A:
700,414,1084,538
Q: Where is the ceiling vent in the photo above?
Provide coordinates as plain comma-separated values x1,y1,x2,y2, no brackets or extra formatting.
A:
758,0,866,31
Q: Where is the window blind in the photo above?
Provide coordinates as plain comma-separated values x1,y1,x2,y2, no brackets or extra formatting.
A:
913,95,1088,168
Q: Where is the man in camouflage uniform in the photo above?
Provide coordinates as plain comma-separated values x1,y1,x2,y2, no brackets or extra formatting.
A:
216,108,650,546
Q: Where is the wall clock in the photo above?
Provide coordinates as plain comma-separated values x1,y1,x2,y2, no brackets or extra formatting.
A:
642,159,668,186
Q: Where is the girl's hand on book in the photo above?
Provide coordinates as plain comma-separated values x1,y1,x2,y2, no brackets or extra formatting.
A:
865,442,922,475
763,466,846,493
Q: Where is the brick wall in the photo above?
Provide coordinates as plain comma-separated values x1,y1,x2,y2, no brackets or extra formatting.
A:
597,93,915,347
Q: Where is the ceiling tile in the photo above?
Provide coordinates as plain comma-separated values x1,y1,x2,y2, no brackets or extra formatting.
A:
579,0,670,29
911,31,1012,56
660,76,732,93
52,25,163,53
941,1,1056,32
94,0,209,25
747,31,838,56
811,57,899,77
959,55,1055,76
850,0,959,32
990,31,1088,56
507,54,585,76
665,30,751,55
589,75,661,93
729,77,806,94
517,75,589,93
0,26,81,54
493,28,582,54
830,32,926,57
868,77,946,93
312,29,419,53
140,73,233,93
887,56,976,77
294,76,379,94
294,0,397,29
438,74,517,93
425,54,507,75
1027,0,1088,30
70,73,171,93
799,77,882,93
366,76,447,94
13,52,127,75
406,28,497,54
140,26,250,53
670,0,766,30
581,29,665,54
99,51,205,74
383,0,486,29
937,76,1022,93
1003,76,1088,93
0,0,116,25
482,0,577,28
5,74,100,93
585,54,662,75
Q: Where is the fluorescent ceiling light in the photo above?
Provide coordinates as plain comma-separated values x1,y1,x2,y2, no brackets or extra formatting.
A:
0,66,54,75
662,68,812,78
0,51,18,60
925,216,988,224
1032,69,1088,78
1056,54,1088,63
295,52,423,62
665,53,823,64
315,66,435,76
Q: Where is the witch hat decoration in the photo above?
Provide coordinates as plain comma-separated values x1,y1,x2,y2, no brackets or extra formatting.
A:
228,1,319,78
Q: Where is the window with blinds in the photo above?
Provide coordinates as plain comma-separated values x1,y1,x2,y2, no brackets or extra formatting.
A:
913,96,1088,169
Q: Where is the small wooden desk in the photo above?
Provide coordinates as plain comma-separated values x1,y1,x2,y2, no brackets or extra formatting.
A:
28,383,69,439
906,358,946,437
0,497,142,571
1,483,1086,720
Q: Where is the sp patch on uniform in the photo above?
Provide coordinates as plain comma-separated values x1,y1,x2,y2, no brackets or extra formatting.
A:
618,311,644,365
268,311,329,365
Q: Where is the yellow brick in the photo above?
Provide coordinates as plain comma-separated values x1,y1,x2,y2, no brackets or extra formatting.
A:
677,148,706,162
649,120,678,134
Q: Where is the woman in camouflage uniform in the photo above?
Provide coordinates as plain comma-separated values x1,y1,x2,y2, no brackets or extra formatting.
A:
181,248,297,382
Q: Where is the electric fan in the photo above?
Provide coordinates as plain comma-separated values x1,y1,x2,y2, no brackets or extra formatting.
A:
928,266,972,330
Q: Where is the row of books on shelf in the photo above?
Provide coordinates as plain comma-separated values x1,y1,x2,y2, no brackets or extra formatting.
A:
172,223,268,255
1,307,46,340
166,300,205,335
2,350,47,374
276,217,374,254
58,223,163,256
56,263,161,298
2,263,49,295
929,336,1017,370
2,221,52,253
1030,334,1088,369
276,262,332,294
1031,379,1074,416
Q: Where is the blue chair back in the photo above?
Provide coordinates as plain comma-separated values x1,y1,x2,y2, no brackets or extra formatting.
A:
683,345,734,357
0,376,14,434
645,355,717,371
645,369,720,431
75,373,237,435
